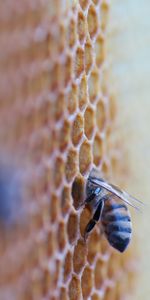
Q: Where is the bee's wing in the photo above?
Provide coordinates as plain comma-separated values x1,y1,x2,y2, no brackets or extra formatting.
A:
89,177,143,211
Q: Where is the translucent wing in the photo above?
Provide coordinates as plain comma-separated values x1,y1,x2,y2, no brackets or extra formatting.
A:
88,177,143,211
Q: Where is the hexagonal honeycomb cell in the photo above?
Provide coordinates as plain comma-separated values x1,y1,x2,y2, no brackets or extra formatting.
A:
94,258,108,289
72,174,85,209
72,113,84,146
93,134,103,166
79,140,92,174
67,18,77,48
63,250,72,283
75,47,84,78
57,221,67,251
81,266,93,298
84,106,95,139
50,193,60,223
96,99,107,132
88,68,100,102
67,212,79,244
87,229,101,264
64,54,73,87
77,11,87,43
0,1,137,300
61,185,71,216
73,239,87,273
85,40,93,74
100,1,109,32
95,34,106,66
53,156,65,188
59,119,70,151
67,82,78,114
87,5,98,38
65,148,78,182
54,92,65,121
78,75,88,110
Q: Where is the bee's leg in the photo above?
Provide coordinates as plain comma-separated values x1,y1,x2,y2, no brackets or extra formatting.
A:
93,199,104,222
84,220,97,238
84,199,104,240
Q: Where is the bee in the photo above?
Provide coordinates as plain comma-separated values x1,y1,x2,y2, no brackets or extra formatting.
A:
84,168,143,252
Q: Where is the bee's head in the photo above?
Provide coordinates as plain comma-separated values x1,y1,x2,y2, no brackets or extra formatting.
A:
86,168,105,208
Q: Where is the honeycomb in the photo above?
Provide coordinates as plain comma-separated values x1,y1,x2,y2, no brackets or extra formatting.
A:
0,1,137,300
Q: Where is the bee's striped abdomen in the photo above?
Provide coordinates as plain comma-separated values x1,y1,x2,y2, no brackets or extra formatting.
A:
101,199,132,252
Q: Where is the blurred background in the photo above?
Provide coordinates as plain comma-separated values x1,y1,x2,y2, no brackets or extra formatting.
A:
0,0,150,299
109,1,150,299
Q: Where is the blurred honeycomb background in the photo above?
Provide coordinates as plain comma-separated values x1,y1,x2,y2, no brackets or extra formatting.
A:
0,1,141,300
109,1,150,299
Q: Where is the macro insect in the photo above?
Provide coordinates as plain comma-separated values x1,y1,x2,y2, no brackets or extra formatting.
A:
84,168,143,252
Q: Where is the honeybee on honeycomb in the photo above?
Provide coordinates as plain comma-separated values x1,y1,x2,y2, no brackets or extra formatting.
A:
84,168,143,252
0,0,141,299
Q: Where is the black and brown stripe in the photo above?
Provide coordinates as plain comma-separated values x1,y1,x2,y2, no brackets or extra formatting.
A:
101,198,132,252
